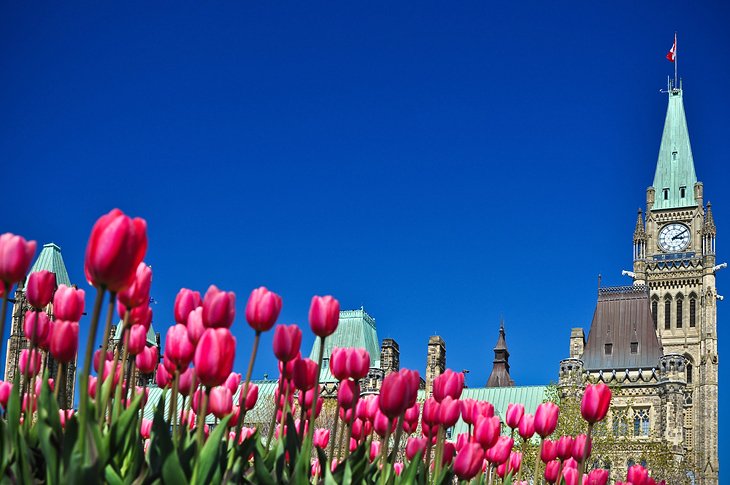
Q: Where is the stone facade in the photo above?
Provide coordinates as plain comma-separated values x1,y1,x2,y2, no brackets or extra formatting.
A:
424,335,445,396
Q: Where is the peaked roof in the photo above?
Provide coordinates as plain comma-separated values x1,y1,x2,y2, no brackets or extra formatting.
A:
28,243,71,287
652,87,698,210
582,286,663,371
309,308,381,383
486,323,514,388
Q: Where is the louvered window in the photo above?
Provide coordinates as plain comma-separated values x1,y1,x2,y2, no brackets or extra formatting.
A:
664,298,671,330
689,298,696,327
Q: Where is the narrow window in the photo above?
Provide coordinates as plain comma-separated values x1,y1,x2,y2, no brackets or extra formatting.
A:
651,300,658,329
689,298,696,327
672,151,678,161
664,298,671,330
630,342,639,354
676,297,683,328
605,343,613,355
633,408,650,436
687,363,693,384
663,188,669,200
680,186,686,198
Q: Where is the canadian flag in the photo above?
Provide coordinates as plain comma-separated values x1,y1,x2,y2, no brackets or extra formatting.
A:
666,35,676,62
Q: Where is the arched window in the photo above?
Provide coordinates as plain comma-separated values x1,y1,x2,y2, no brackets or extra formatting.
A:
633,408,650,436
687,363,693,384
689,294,697,328
651,298,659,329
676,294,684,329
664,296,672,330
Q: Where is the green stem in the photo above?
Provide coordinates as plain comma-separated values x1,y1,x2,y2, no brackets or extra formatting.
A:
264,378,282,449
578,423,594,483
388,413,405,464
95,291,116,421
533,438,544,485
101,312,129,424
234,331,261,438
171,370,180,445
304,336,325,450
329,406,340,460
78,286,106,454
379,425,391,485
517,437,527,483
195,386,210,457
424,433,433,483
431,426,445,484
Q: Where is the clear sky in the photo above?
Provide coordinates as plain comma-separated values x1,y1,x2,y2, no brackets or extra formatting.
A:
1,0,728,461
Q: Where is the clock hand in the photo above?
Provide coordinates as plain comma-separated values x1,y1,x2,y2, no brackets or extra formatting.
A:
672,229,688,240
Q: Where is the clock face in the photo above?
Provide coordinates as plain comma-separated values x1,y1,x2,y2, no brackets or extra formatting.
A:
658,223,690,252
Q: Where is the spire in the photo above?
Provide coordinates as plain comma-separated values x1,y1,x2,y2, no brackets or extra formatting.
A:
651,87,698,210
28,243,71,286
704,202,716,236
633,208,647,242
486,321,514,387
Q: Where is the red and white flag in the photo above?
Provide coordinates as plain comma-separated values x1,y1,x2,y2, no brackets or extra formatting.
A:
666,34,676,62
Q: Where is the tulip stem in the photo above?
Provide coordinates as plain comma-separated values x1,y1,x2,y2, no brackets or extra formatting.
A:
578,423,594,485
389,413,405,464
235,331,261,438
171,370,180,444
516,437,527,483
95,291,117,421
110,331,130,424
431,426,445,484
264,378,281,450
305,336,325,454
78,286,106,454
533,438,544,485
195,386,210,457
379,426,391,485
102,312,129,425
278,383,291,443
54,363,63,404
328,409,340,460
424,433,433,483
343,420,353,461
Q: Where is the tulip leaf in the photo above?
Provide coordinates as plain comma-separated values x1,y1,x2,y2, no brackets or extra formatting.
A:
104,465,124,485
193,414,230,484
252,446,276,485
342,460,353,485
397,455,421,484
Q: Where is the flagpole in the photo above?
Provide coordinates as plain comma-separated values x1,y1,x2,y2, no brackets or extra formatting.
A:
674,32,678,89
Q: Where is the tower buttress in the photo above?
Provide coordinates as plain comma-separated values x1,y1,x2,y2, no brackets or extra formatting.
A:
424,336,445,396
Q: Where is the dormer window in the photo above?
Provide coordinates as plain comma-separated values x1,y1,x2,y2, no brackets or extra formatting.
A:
680,186,686,198
605,343,613,355
663,188,669,200
630,342,639,354
672,151,678,161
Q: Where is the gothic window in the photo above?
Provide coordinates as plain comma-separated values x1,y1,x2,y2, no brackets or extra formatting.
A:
633,408,650,436
664,296,672,330
680,186,686,198
612,409,628,437
676,294,684,329
689,296,697,327
663,188,669,200
630,342,638,354
651,298,658,329
687,363,693,384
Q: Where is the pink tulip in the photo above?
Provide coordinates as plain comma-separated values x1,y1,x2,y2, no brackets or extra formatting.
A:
572,433,592,462
194,328,236,387
438,396,461,428
136,346,159,374
394,462,404,476
53,284,85,321
403,402,420,433
337,379,359,411
308,295,340,338
23,310,51,345
313,428,330,448
102,360,122,388
127,324,148,355
627,464,649,485
544,460,560,484
174,288,201,324
373,410,394,437
224,372,241,393
422,397,440,426
0,233,36,286
534,401,560,438
165,324,195,369
562,466,580,485
93,349,113,372
586,468,610,485
140,418,153,439
556,435,574,461
486,436,513,465
433,369,464,402
460,398,478,425
186,306,205,344
242,383,259,410
581,383,612,424
474,415,501,450
272,324,302,362
379,369,413,419
117,262,151,309
84,209,147,292
292,358,319,391
19,349,42,377
541,439,558,462
59,409,74,428
155,361,172,388
369,441,380,462
177,366,194,395
0,381,11,409
454,442,485,481
441,442,456,465
505,403,525,429
50,320,79,363
518,413,535,440
477,400,495,419
34,378,54,396
26,270,56,309
202,285,235,329
330,347,349,380
509,451,523,474
347,348,370,380
209,386,233,419
245,286,282,332
88,376,98,399
563,457,578,469
406,436,428,460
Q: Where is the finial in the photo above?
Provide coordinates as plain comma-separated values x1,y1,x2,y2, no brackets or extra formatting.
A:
597,274,602,290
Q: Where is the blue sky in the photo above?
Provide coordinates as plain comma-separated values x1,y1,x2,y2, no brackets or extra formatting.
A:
2,0,728,461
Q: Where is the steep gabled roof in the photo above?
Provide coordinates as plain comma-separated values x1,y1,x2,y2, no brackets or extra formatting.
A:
28,243,71,286
582,286,663,371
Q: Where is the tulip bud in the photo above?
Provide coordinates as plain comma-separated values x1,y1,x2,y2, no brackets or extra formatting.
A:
544,460,560,484
347,348,370,381
438,396,461,428
202,285,235,328
224,372,241,393
460,398,478,425
313,428,330,448
627,464,649,485
486,436,513,465
572,433,592,462
127,324,148,355
272,324,302,362
586,468,610,485
379,370,413,419
194,328,236,387
50,320,79,363
518,413,535,440
140,418,153,439
0,381,13,408
117,262,152,309
373,410,394,438
177,366,194,395
23,310,51,345
556,435,575,461
0,234,36,288
308,295,340,338
19,349,42,377
475,415,501,449
406,436,428,461
292,358,319,391
506,403,525,429
243,383,259,410
59,409,74,428
441,442,456,465
93,349,113,372
136,345,159,375
209,386,233,419
433,368,464,402
245,286,282,332
174,288,201,324
84,209,147,292
26,270,56,309
581,383,612,424
454,443,485,481
562,466,580,485
541,439,558,463
422,397,440,426
155,362,172,388
165,324,195,369
53,284,85,321
534,401,560,438
330,347,349,381
369,441,380,462
186,306,205,345
337,379,360,411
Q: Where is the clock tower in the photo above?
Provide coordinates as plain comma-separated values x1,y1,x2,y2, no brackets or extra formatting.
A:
631,82,719,484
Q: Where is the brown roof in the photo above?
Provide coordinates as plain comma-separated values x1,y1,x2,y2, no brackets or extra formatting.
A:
582,286,663,371
487,323,515,387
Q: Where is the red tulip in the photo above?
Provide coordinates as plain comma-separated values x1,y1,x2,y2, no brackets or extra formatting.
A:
165,324,195,369
586,468,610,485
562,466,580,485
509,451,523,474
0,381,13,408
518,413,535,440
330,347,349,380
209,386,233,419
93,349,113,372
53,284,85,321
127,324,148,355
627,464,649,485
433,368,464,402
186,306,205,344
136,345,159,374
84,209,147,292
438,396,461,428
460,398,478,425
541,439,558,462
556,435,574,461
572,433,592,462
194,328,236,387
441,442,456,465
26,270,56,309
534,402,560,438
23,310,51,345
475,415,501,450
308,295,340,338
272,324,302,362
202,285,235,329
140,419,153,439
313,428,330,448
242,383,258,410
581,383,612,424
50,320,79,363
454,443,485,481
544,460,560,484
121,303,152,330
379,370,413,419
292,358,319,391
422,397,440,426
373,410,395,437
245,286,282,332
174,288,201,325
406,436,428,461
59,409,74,428
0,233,36,287
224,372,241,393
486,436,513,465
19,349,42,377
403,402,420,433
506,403,525,429
337,379,360,411
177,366,194,395
347,348,370,380
117,262,151,309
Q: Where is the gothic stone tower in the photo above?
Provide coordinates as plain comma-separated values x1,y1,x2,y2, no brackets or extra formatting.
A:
424,336,445,396
631,84,719,484
486,322,515,387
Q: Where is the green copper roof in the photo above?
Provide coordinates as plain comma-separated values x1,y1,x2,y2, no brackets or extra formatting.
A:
309,308,381,383
28,243,71,287
652,88,697,210
112,321,159,346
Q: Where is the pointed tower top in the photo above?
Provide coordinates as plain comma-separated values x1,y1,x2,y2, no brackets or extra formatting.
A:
28,243,71,286
486,322,514,387
704,202,716,235
652,87,698,210
633,208,646,241
494,323,508,352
